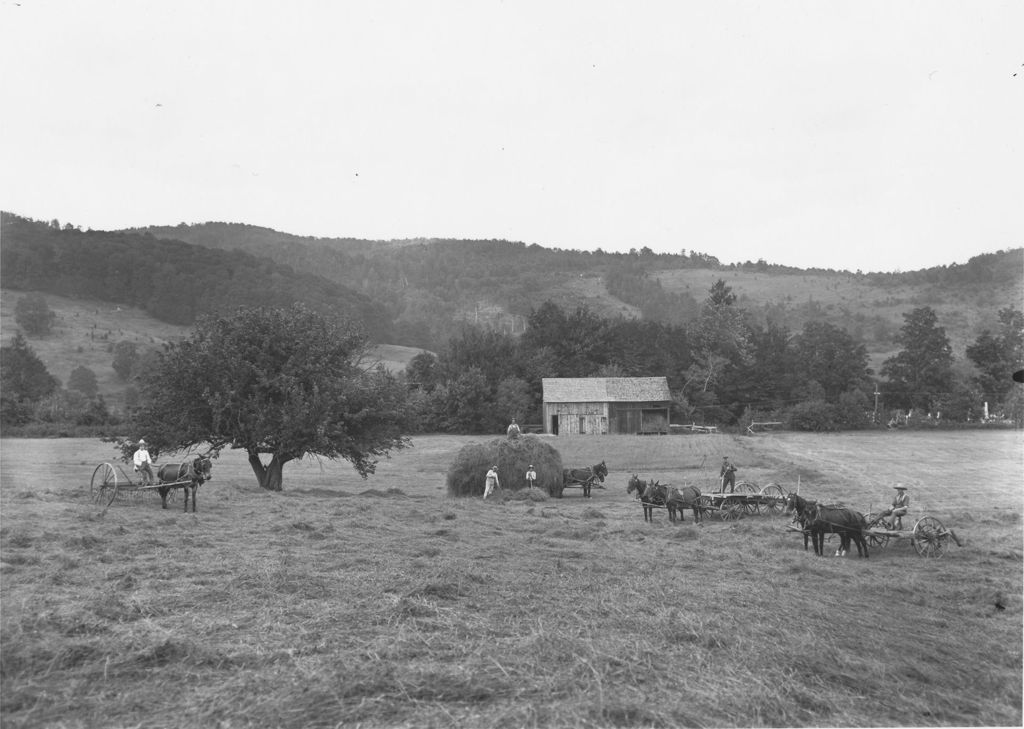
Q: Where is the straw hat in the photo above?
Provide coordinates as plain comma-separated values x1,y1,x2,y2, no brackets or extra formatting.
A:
138,439,147,446
893,483,908,490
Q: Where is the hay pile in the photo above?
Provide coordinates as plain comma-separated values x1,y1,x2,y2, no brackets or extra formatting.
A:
446,434,563,498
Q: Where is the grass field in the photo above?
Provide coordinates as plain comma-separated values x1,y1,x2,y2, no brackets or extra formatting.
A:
1,431,1021,728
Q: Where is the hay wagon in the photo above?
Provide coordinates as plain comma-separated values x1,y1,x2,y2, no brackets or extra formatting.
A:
697,481,787,520
88,462,192,506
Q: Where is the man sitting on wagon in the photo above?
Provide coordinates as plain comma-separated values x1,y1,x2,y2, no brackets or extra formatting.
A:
133,438,156,486
880,484,910,530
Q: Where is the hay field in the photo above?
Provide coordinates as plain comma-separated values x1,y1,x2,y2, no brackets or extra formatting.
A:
1,431,1021,728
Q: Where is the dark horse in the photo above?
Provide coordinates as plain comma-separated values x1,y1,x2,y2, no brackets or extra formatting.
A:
786,493,868,558
563,460,608,498
784,492,817,552
627,475,664,522
665,484,702,523
156,456,213,512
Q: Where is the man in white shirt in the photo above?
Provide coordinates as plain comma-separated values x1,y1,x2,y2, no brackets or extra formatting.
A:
133,439,155,486
483,465,500,499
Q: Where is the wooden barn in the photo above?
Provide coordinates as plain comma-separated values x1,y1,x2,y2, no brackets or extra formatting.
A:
541,377,672,435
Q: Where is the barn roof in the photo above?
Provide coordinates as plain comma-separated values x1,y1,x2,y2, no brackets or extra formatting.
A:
542,377,671,403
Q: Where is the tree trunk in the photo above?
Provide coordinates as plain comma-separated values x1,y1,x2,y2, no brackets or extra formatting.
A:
248,451,292,491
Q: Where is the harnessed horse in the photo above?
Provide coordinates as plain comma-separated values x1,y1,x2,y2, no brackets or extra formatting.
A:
156,456,213,512
627,476,667,522
786,493,868,557
665,484,702,523
563,460,608,498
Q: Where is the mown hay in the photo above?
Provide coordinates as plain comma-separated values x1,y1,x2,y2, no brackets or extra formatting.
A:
446,435,563,498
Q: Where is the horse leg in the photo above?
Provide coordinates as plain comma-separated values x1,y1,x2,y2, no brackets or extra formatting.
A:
158,486,168,509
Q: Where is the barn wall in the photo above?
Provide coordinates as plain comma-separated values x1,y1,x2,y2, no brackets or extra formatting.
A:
543,402,609,435
608,401,671,434
543,401,671,435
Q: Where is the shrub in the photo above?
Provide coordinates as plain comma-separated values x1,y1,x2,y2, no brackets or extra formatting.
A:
786,400,840,432
446,434,562,498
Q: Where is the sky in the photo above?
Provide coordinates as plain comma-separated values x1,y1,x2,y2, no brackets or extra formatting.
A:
1,1,1021,273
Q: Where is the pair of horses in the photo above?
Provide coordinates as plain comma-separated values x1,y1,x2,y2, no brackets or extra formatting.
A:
563,461,608,498
155,456,213,512
627,475,702,524
785,492,868,558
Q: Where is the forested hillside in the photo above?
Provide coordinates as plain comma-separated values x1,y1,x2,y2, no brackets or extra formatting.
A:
137,220,1022,360
2,211,1021,434
0,213,391,341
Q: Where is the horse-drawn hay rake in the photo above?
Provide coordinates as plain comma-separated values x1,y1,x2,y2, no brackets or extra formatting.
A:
89,462,196,507
784,495,963,558
861,512,963,558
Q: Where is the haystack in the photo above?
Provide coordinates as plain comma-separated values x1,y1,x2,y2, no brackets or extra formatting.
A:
446,434,563,498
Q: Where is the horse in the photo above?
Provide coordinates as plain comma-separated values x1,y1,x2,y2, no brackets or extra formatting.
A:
665,484,702,523
808,503,869,558
627,477,667,522
784,493,817,552
563,460,608,498
156,456,213,512
786,492,868,557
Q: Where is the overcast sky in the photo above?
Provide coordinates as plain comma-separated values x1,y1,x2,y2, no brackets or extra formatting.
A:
2,1,1021,272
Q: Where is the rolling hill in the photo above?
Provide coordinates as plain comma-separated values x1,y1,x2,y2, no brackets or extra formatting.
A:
3,211,1021,413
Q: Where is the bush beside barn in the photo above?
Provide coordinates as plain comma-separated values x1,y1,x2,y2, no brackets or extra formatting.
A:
446,434,563,498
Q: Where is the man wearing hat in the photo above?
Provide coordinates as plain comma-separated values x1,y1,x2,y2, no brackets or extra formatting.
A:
133,438,155,486
882,484,910,530
525,464,537,490
720,456,737,493
483,464,500,500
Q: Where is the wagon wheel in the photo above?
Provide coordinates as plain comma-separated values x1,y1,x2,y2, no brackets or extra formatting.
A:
696,495,715,521
718,498,743,521
90,463,119,507
760,483,786,516
734,481,760,515
865,513,891,549
912,516,949,558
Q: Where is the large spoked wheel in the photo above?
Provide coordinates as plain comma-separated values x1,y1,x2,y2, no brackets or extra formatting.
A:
760,483,786,516
718,498,743,521
912,516,949,558
90,463,119,507
734,481,759,515
697,495,716,521
865,513,891,549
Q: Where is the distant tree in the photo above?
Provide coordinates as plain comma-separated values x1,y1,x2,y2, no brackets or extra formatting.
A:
966,306,1024,410
792,321,873,402
68,365,99,397
881,307,954,412
131,305,410,491
433,367,494,433
0,333,60,424
112,341,141,381
495,375,533,424
14,293,56,336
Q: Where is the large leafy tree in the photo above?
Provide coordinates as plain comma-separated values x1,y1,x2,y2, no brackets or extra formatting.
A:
881,307,954,412
0,333,61,425
133,305,410,491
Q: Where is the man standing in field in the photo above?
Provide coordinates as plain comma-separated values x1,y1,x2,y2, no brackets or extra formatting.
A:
133,439,155,486
525,464,537,490
720,456,737,493
483,465,500,499
506,418,521,439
